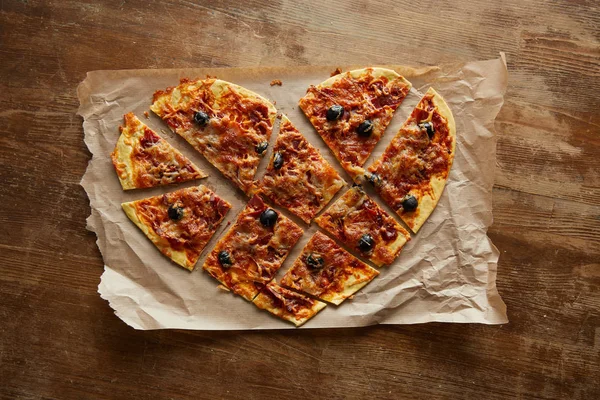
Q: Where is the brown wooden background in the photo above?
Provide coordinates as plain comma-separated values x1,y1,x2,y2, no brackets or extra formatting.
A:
1,1,598,399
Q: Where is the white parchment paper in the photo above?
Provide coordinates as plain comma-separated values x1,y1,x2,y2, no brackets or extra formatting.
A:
78,57,508,329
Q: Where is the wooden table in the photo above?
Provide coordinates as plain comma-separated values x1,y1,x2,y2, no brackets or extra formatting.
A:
1,1,598,398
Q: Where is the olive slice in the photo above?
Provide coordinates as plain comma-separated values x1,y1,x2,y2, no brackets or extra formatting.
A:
358,233,375,252
306,253,325,269
273,152,284,169
419,121,435,139
218,250,232,267
193,111,210,126
255,141,269,155
167,205,184,221
402,195,418,211
357,120,374,137
259,208,278,227
326,105,344,121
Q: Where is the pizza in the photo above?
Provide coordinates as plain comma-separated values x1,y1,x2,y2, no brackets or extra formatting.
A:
314,186,410,266
203,195,303,301
298,68,411,178
366,87,456,233
257,115,345,224
280,232,379,305
252,281,327,327
111,112,206,190
121,185,231,270
151,78,277,193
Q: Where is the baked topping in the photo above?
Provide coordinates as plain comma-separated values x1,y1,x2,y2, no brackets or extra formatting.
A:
259,208,278,227
358,233,374,252
255,141,269,154
326,105,344,121
402,195,418,211
167,204,184,221
193,111,210,126
218,250,232,267
272,152,284,169
357,120,374,137
305,253,325,269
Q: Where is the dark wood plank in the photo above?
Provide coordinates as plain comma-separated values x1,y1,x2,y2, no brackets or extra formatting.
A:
0,0,598,399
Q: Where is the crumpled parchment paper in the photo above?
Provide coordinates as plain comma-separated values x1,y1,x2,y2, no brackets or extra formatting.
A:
78,56,508,329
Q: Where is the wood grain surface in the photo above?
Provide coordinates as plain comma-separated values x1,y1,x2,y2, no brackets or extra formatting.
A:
1,0,598,399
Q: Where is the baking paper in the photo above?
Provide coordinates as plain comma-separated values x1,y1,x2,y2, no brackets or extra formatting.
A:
78,57,508,329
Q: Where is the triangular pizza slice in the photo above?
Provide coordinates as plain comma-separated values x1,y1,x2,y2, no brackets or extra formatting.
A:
298,68,411,179
121,185,231,271
366,87,456,233
111,112,206,190
203,195,303,301
252,280,327,327
257,115,345,224
151,78,277,193
280,232,379,305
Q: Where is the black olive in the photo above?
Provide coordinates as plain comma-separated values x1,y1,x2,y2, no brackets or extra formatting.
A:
193,111,210,126
358,233,375,252
326,105,344,121
167,205,184,221
255,141,269,155
419,121,435,139
402,195,418,211
306,253,325,269
357,120,374,137
259,208,278,227
365,172,381,186
218,250,232,267
273,152,284,169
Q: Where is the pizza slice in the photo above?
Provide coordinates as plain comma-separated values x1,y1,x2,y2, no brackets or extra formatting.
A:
111,113,207,190
151,78,277,193
203,195,303,301
121,185,231,271
257,115,345,224
366,88,456,233
280,232,379,305
314,186,410,266
298,68,411,178
252,281,327,327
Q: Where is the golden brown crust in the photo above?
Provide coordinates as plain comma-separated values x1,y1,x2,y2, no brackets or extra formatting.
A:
298,68,411,178
280,232,379,305
258,115,345,224
252,281,326,327
150,78,277,193
367,88,456,233
111,113,206,190
314,186,410,266
203,195,303,301
121,185,231,270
